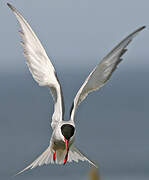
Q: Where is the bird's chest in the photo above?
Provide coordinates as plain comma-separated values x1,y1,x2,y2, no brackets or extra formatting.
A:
51,130,65,150
52,140,65,150
52,138,74,151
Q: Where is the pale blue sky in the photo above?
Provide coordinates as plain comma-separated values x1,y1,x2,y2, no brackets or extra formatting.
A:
1,0,148,73
0,1,149,179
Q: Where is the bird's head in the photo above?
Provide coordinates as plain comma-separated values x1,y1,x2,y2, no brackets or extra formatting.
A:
61,124,75,152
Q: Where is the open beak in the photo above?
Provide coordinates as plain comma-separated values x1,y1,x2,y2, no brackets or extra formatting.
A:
64,139,69,152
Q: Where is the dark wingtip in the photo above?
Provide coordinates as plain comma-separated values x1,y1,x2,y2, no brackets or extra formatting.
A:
7,3,15,11
134,26,146,36
142,25,146,29
140,26,146,31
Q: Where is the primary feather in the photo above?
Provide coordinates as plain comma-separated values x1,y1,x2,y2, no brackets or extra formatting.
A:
70,26,145,121
7,3,65,128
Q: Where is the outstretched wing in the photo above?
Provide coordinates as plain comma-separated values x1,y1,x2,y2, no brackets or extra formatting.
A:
8,3,65,128
70,26,145,121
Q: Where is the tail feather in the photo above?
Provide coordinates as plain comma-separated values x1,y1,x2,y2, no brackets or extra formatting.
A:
15,146,52,176
15,145,97,176
68,145,98,168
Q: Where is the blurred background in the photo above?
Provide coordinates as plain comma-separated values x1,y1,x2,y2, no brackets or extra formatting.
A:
0,0,149,179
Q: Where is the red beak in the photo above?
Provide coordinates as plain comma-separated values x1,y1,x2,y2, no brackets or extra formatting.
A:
64,139,69,152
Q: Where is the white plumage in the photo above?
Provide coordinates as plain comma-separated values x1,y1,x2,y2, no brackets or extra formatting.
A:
7,3,145,175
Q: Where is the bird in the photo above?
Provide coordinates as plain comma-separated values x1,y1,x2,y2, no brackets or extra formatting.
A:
7,3,145,175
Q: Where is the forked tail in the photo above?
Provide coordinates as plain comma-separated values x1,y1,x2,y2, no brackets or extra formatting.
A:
68,145,98,168
15,145,97,175
15,146,52,175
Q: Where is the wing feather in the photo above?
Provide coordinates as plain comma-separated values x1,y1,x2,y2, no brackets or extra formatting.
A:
7,3,65,128
70,26,145,121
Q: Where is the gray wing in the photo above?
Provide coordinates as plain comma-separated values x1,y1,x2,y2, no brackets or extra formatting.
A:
70,26,145,121
8,3,65,128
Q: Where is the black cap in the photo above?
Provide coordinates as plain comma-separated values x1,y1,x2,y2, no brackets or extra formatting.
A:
61,124,75,140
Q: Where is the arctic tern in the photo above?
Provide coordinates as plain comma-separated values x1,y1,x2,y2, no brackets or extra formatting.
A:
7,3,145,175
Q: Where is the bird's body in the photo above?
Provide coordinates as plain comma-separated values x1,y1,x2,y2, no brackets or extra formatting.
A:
51,121,75,163
7,3,145,175
51,121,75,152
